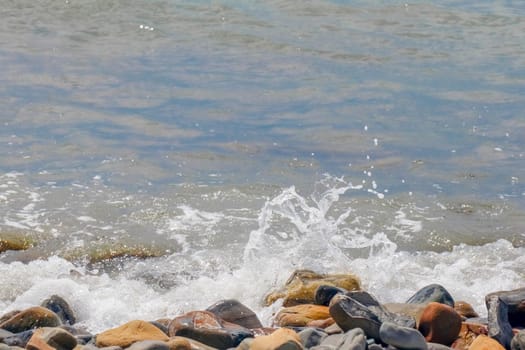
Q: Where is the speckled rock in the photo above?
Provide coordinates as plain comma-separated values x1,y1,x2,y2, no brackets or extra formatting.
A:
275,305,331,327
418,302,462,346
468,334,505,350
206,299,262,329
379,322,427,350
406,284,454,308
249,328,303,350
168,310,253,349
95,320,169,348
511,330,525,350
0,307,62,333
264,270,360,307
26,327,77,350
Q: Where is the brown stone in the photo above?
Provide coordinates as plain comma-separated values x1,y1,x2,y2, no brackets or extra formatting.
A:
95,320,169,348
166,337,192,350
306,318,335,329
451,322,489,350
274,305,330,327
467,334,505,350
264,269,360,307
455,301,479,319
26,327,77,350
0,307,61,333
250,328,303,350
418,302,462,346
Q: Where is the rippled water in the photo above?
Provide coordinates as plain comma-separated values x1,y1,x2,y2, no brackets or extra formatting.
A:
1,0,525,332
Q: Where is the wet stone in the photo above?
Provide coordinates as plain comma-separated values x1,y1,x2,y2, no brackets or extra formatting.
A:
406,284,454,308
379,322,427,350
206,299,263,329
26,327,77,350
249,328,303,350
486,294,514,349
315,286,347,307
95,320,169,348
0,307,62,333
41,295,76,326
417,302,462,346
275,305,331,327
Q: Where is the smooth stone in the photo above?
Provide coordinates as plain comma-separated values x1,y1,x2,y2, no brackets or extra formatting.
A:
264,269,360,307
468,334,505,350
329,294,382,342
207,299,263,329
306,318,335,329
165,337,192,350
315,286,347,306
26,327,77,350
379,322,427,350
168,311,253,349
454,302,479,320
323,323,343,335
383,303,426,326
345,291,416,329
0,328,14,340
149,321,169,336
367,345,385,350
298,327,327,348
451,322,488,350
316,328,366,350
426,344,452,350
41,295,76,326
127,340,170,350
95,320,169,348
235,337,254,350
0,307,62,333
406,284,455,308
275,305,331,327
486,294,513,349
2,330,34,347
511,330,525,350
418,302,462,346
59,325,93,345
249,328,303,350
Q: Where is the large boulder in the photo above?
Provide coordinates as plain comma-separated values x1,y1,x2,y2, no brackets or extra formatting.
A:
264,270,360,307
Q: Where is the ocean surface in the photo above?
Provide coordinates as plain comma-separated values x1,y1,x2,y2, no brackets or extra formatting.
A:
1,0,524,332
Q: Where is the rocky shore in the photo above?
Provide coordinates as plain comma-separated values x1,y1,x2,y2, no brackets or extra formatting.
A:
1,269,524,350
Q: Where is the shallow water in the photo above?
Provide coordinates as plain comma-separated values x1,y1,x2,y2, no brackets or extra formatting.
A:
1,0,525,332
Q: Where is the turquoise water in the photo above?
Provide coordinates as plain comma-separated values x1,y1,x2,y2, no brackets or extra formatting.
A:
1,0,524,331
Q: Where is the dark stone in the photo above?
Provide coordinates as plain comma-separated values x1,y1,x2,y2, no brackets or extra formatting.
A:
206,299,262,329
315,285,347,306
59,325,93,345
406,284,454,308
41,295,76,325
2,330,34,347
487,288,525,327
512,330,525,350
486,293,514,349
298,327,327,348
149,321,169,336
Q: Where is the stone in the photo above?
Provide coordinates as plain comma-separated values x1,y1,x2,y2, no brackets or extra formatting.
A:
275,305,331,327
328,294,382,342
0,307,62,333
315,328,366,350
467,334,505,350
2,330,34,347
0,328,14,340
41,295,76,325
26,327,77,350
406,284,455,308
454,302,479,320
379,322,427,350
127,340,170,350
418,302,462,346
306,318,335,329
165,337,192,350
427,344,453,350
206,299,263,329
384,303,426,326
486,293,514,349
236,337,254,350
451,322,488,350
264,269,360,307
511,330,525,350
168,310,253,349
95,320,169,348
249,328,303,350
315,286,347,306
298,327,327,348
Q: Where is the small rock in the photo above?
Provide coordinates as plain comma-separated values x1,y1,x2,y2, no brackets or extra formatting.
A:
0,307,61,333
468,334,505,350
206,299,262,329
168,310,252,349
95,320,169,348
275,305,331,327
298,327,327,348
379,322,427,350
406,284,454,308
454,302,479,320
249,328,303,350
127,340,170,350
26,327,77,350
315,286,347,306
264,269,360,307
41,295,76,325
486,294,513,349
418,302,462,346
511,330,525,350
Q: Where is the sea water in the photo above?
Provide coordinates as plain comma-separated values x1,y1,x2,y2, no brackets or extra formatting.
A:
1,0,525,333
